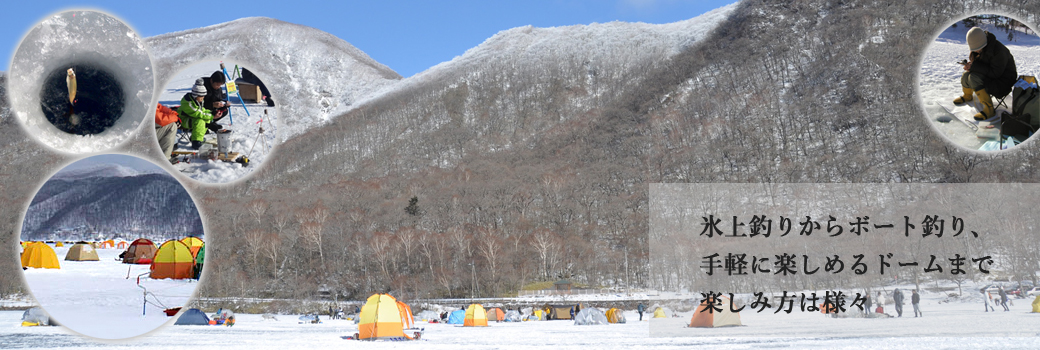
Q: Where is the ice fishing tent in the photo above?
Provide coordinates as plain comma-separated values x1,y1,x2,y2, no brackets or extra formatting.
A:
548,304,576,320
486,307,505,322
397,301,415,329
606,308,626,323
193,244,205,279
504,310,522,322
447,309,465,324
116,241,128,249
653,306,667,318
1032,295,1040,313
464,304,488,326
64,243,100,261
174,308,210,325
358,293,413,340
21,242,60,269
180,236,204,257
574,307,609,325
21,307,52,326
150,240,195,279
99,240,115,249
54,241,64,247
122,238,157,264
688,295,742,328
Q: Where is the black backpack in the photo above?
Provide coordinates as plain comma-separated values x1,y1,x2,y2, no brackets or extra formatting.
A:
1002,76,1039,139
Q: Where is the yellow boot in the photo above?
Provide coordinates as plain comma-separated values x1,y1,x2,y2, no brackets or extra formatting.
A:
953,87,973,104
973,89,994,121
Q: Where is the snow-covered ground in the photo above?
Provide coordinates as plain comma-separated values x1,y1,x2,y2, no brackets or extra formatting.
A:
157,60,278,183
3,304,1039,349
918,21,1040,151
21,245,196,339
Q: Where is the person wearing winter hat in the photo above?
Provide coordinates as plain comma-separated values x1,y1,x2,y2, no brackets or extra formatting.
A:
203,71,230,123
953,27,1017,121
178,79,216,149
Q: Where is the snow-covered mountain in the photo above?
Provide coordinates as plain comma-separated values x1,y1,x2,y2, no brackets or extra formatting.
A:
21,172,203,241
51,163,154,180
147,17,403,138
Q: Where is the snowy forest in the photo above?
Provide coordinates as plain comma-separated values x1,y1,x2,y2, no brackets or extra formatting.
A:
2,0,1040,303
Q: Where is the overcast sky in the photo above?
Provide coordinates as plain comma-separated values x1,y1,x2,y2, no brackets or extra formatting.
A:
2,0,737,77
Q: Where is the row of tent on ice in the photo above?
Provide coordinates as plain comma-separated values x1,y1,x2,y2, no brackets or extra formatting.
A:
648,297,743,328
19,237,205,279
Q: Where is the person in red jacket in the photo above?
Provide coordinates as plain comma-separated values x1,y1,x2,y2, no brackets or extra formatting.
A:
154,104,180,162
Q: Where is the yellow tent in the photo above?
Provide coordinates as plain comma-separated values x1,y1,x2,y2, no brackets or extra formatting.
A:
653,307,666,318
150,240,195,279
1032,295,1040,313
358,294,413,340
464,304,488,327
527,309,546,321
606,308,626,323
21,242,60,269
54,241,64,247
180,236,204,257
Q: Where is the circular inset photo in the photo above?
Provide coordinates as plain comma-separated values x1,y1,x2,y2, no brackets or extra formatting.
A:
919,14,1040,151
19,154,204,339
7,10,153,153
156,60,278,183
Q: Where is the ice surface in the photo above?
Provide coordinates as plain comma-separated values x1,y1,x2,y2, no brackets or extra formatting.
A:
21,246,196,340
7,10,153,154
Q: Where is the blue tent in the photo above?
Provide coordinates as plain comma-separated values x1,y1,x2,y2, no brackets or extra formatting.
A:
447,309,465,324
175,308,211,325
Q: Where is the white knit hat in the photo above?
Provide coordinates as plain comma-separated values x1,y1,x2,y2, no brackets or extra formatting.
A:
967,27,987,51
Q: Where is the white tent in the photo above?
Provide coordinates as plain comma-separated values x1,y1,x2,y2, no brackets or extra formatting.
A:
574,307,609,325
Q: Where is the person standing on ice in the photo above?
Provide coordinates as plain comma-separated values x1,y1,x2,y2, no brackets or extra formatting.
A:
875,291,885,314
178,79,215,150
892,288,905,317
912,289,922,317
863,291,872,316
637,303,645,321
998,287,1009,311
952,27,1017,121
982,288,995,312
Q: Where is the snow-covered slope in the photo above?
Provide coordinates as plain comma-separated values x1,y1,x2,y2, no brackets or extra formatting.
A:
147,17,403,139
50,163,148,180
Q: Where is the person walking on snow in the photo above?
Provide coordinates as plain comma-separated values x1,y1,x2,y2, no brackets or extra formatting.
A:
982,288,995,312
912,289,923,317
876,291,885,314
637,303,646,321
892,288,905,317
952,27,1017,121
998,287,1009,311
863,292,872,316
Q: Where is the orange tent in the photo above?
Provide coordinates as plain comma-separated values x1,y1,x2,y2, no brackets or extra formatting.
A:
99,240,115,249
116,241,129,249
122,238,157,264
21,242,60,269
688,295,742,328
150,240,195,279
486,307,505,322
180,236,204,257
358,294,413,340
464,304,488,327
397,301,414,329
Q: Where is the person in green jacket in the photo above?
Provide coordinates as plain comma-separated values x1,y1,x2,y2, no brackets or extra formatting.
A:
178,79,216,149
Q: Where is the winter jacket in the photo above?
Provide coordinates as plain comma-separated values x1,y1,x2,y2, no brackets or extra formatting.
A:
893,289,904,305
970,31,1017,98
202,76,230,118
911,292,920,304
178,92,214,142
155,104,179,127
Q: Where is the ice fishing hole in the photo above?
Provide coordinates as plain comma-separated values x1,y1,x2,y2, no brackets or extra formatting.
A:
39,64,125,135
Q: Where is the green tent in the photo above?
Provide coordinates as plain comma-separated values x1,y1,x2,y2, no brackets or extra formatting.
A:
193,244,205,279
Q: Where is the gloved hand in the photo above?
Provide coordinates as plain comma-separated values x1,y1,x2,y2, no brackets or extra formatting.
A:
207,123,223,131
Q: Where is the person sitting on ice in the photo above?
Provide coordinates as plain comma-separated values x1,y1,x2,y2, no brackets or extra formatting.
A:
178,79,216,150
203,71,230,125
952,27,1017,121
